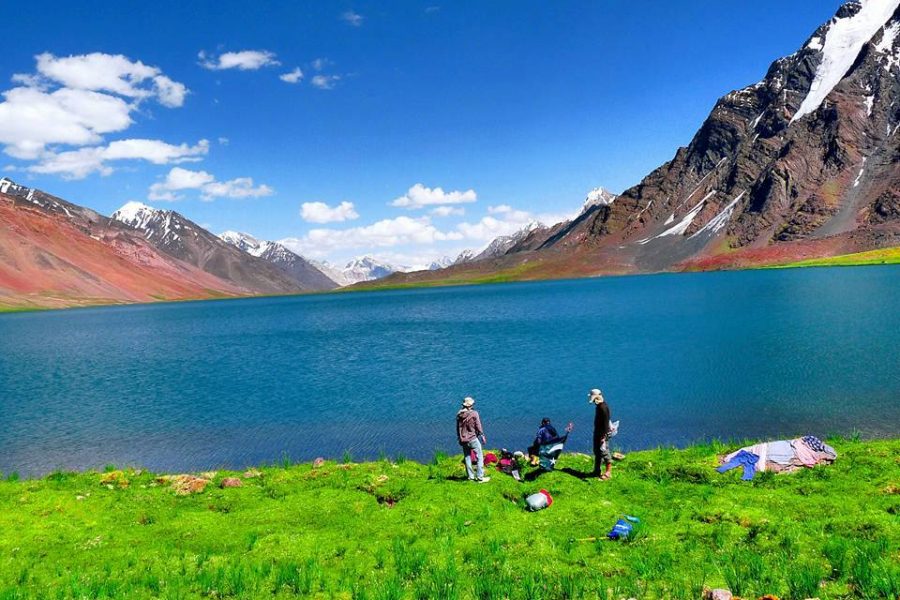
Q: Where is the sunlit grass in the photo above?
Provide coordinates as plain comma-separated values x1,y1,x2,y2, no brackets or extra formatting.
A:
0,438,897,598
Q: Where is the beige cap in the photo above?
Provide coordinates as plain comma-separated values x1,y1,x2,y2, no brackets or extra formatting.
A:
462,396,475,408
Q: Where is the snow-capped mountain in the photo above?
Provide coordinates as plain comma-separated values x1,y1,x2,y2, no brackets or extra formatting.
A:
454,221,549,265
453,249,476,265
342,256,399,284
428,257,454,270
582,187,617,212
111,203,308,293
310,256,401,286
527,0,900,270
219,230,268,256
218,231,338,290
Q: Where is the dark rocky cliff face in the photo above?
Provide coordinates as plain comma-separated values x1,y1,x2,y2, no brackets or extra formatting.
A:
541,0,900,270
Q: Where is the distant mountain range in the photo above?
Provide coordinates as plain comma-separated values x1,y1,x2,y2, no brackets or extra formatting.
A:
2,1,899,309
110,202,331,293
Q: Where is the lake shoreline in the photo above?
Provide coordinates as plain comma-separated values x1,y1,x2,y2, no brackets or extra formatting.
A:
2,246,898,315
2,437,897,598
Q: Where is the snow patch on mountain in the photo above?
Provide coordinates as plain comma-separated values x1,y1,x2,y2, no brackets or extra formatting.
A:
792,0,900,124
219,230,271,257
689,192,746,239
875,20,900,70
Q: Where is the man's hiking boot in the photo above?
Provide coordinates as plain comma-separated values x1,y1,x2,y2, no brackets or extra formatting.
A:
476,477,491,483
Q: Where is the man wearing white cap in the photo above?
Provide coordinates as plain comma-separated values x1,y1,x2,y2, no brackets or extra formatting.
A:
589,388,613,480
456,396,490,482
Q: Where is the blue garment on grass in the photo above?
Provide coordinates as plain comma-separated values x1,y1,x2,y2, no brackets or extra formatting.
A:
608,516,641,540
717,450,760,480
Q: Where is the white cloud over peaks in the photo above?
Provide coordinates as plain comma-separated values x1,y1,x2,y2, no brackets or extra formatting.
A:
281,216,462,258
341,10,365,26
391,183,477,209
148,167,273,202
199,50,280,71
300,201,359,223
280,67,304,84
29,139,209,179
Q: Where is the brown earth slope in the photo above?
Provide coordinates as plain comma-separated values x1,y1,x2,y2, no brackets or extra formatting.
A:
0,191,247,310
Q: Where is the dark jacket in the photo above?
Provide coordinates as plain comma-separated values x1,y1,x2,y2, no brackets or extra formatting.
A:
535,423,561,446
456,409,483,444
593,402,610,445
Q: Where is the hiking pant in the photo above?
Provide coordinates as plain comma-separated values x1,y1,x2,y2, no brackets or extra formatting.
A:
462,438,484,480
593,437,611,475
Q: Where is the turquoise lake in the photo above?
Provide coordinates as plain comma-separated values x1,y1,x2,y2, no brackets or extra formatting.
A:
1,266,898,477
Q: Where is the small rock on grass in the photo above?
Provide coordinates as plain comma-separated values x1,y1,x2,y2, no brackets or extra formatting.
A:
313,457,325,469
243,468,262,479
156,475,209,495
220,477,242,488
702,588,733,600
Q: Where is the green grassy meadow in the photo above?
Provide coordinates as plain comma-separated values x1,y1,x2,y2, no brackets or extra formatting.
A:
771,246,900,269
1,438,897,599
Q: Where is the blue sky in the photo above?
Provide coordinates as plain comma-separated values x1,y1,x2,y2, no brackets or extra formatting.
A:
1,0,843,266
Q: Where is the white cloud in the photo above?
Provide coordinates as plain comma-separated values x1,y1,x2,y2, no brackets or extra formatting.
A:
431,205,465,217
29,52,188,107
0,86,133,159
28,138,209,179
487,204,532,221
280,67,304,84
281,215,462,257
457,216,526,242
391,183,477,209
311,58,331,72
202,177,273,200
199,50,280,71
311,74,340,90
456,205,570,242
341,10,365,26
0,52,188,164
148,166,272,202
300,201,359,223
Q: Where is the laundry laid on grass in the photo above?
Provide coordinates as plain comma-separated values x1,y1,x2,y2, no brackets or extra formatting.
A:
717,435,837,480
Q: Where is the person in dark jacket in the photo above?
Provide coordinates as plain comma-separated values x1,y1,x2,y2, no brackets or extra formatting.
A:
589,388,613,479
456,396,490,483
527,418,573,463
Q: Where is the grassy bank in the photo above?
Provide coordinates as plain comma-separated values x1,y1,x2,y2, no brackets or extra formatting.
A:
1,439,897,599
770,246,900,269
